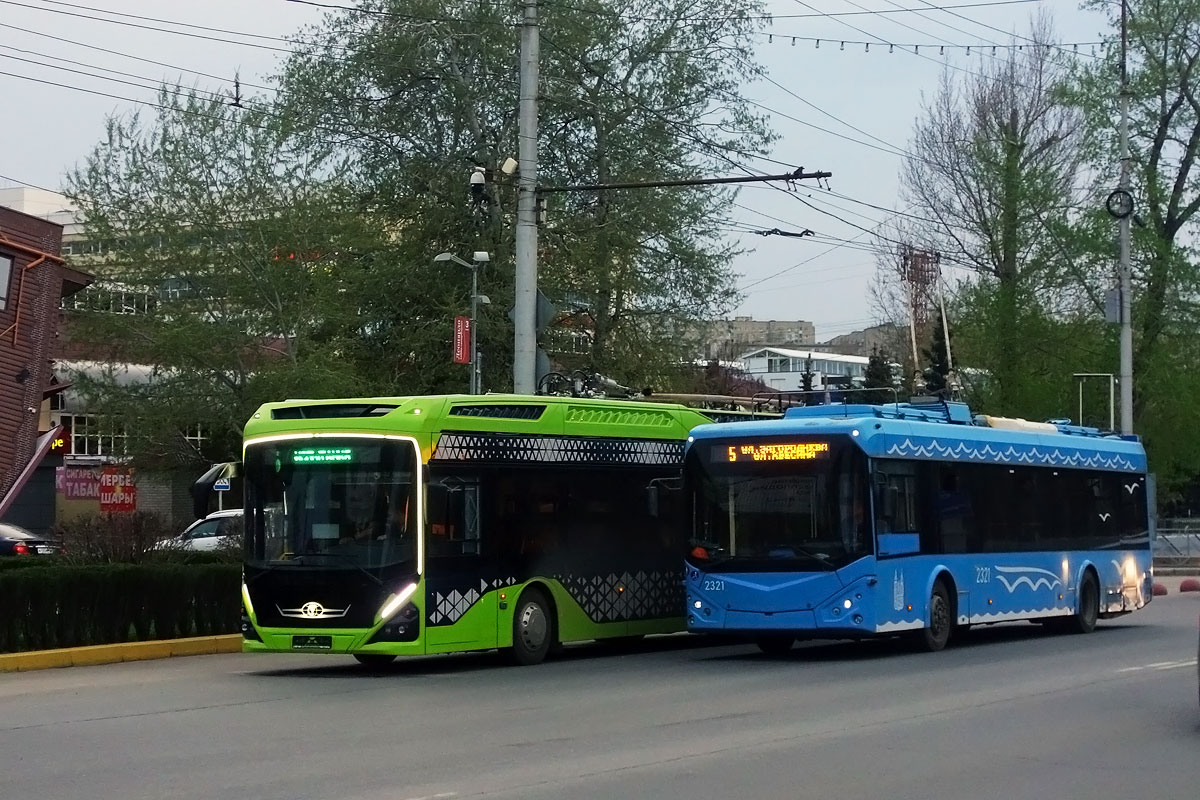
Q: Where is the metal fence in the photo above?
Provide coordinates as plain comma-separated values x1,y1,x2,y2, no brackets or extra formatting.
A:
1155,519,1200,566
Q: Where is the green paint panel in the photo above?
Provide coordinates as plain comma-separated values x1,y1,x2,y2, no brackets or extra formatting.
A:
242,394,707,662
425,592,498,652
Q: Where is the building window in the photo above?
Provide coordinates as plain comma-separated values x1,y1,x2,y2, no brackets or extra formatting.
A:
183,424,207,450
63,413,127,457
62,284,156,315
0,254,12,310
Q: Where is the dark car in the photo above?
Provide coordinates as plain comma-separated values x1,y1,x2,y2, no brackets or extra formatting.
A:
0,523,60,556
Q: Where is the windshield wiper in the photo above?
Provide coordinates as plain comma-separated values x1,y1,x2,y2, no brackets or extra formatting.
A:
288,553,383,586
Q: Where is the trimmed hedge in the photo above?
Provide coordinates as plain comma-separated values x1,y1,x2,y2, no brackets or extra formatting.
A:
0,564,241,653
0,550,239,570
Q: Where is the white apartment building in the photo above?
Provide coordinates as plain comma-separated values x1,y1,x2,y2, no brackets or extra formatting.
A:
739,346,870,393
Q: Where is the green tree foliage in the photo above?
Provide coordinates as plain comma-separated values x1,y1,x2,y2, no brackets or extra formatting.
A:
1065,0,1200,489
278,0,775,388
66,1,775,465
888,17,1088,415
862,349,896,405
922,313,952,396
66,90,394,465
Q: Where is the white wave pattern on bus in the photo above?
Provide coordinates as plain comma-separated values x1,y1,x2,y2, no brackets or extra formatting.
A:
883,439,1137,471
994,566,1063,593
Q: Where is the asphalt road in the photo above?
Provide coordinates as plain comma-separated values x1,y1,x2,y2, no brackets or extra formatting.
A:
3,595,1198,800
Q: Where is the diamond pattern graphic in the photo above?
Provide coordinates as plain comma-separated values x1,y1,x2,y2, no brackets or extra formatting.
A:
425,576,518,627
428,588,481,626
555,570,682,623
431,432,685,466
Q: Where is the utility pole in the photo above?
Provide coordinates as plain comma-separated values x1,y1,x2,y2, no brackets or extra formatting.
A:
1116,0,1134,435
513,0,540,394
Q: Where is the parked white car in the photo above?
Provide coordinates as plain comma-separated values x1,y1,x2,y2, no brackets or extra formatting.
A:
158,509,243,552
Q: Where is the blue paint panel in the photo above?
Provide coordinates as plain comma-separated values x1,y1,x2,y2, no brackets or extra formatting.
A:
686,549,1154,637
684,402,1152,641
688,402,1147,474
877,533,920,557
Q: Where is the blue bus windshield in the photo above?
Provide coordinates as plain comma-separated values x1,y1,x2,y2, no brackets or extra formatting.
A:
685,436,870,571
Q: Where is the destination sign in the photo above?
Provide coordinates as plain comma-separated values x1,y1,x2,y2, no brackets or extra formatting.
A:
291,447,354,464
716,441,831,463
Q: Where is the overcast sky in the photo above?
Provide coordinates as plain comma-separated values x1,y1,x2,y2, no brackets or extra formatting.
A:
0,0,1111,340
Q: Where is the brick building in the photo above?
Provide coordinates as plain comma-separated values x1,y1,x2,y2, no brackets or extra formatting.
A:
0,203,91,533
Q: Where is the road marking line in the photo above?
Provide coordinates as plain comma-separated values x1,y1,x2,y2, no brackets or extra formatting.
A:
1116,659,1197,673
402,793,457,800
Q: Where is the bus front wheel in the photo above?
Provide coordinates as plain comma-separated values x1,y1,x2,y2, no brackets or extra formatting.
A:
1069,572,1099,634
507,588,555,666
920,581,952,652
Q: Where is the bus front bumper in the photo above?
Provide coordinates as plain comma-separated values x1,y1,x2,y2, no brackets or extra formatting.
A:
686,579,877,637
241,626,426,657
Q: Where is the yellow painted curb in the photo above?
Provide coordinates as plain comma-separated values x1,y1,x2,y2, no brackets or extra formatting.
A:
0,635,242,673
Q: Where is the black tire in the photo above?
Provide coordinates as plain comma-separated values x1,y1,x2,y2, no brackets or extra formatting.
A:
1070,571,1100,634
755,635,795,656
921,581,953,652
353,654,397,669
507,587,555,666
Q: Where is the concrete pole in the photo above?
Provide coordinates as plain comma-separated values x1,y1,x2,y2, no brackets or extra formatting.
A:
513,0,540,393
1117,0,1134,434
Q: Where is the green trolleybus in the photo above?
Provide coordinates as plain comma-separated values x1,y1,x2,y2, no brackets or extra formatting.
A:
215,394,724,666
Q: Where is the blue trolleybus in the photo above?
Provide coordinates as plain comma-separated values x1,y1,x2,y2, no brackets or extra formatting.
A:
683,399,1153,653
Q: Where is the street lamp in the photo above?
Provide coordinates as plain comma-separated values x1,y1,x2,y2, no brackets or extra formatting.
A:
434,251,490,394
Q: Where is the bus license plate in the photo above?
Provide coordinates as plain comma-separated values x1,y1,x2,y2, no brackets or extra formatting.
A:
292,635,332,650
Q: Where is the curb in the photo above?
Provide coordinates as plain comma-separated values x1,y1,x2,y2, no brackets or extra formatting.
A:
0,635,242,673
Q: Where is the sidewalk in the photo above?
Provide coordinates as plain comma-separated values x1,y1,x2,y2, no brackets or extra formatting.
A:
0,635,241,673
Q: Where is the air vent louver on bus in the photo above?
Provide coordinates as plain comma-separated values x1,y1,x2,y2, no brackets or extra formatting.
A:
448,404,545,420
271,404,398,420
565,406,673,428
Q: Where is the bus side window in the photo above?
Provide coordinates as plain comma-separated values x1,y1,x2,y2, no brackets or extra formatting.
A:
427,476,481,557
934,463,972,554
873,461,920,534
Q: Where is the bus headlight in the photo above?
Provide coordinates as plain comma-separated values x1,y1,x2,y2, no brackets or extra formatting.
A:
377,582,418,623
241,583,255,618
1123,558,1137,585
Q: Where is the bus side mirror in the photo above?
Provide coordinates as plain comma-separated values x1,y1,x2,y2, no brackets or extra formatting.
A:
646,485,660,518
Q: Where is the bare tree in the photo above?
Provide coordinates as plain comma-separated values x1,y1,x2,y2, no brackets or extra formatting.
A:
887,15,1085,412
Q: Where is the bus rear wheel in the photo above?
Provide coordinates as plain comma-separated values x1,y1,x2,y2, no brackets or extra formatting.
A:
920,581,952,652
755,636,795,656
353,654,397,669
507,587,555,666
1069,572,1100,634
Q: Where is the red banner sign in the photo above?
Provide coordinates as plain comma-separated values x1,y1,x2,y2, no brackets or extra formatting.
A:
99,466,137,513
452,316,472,364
